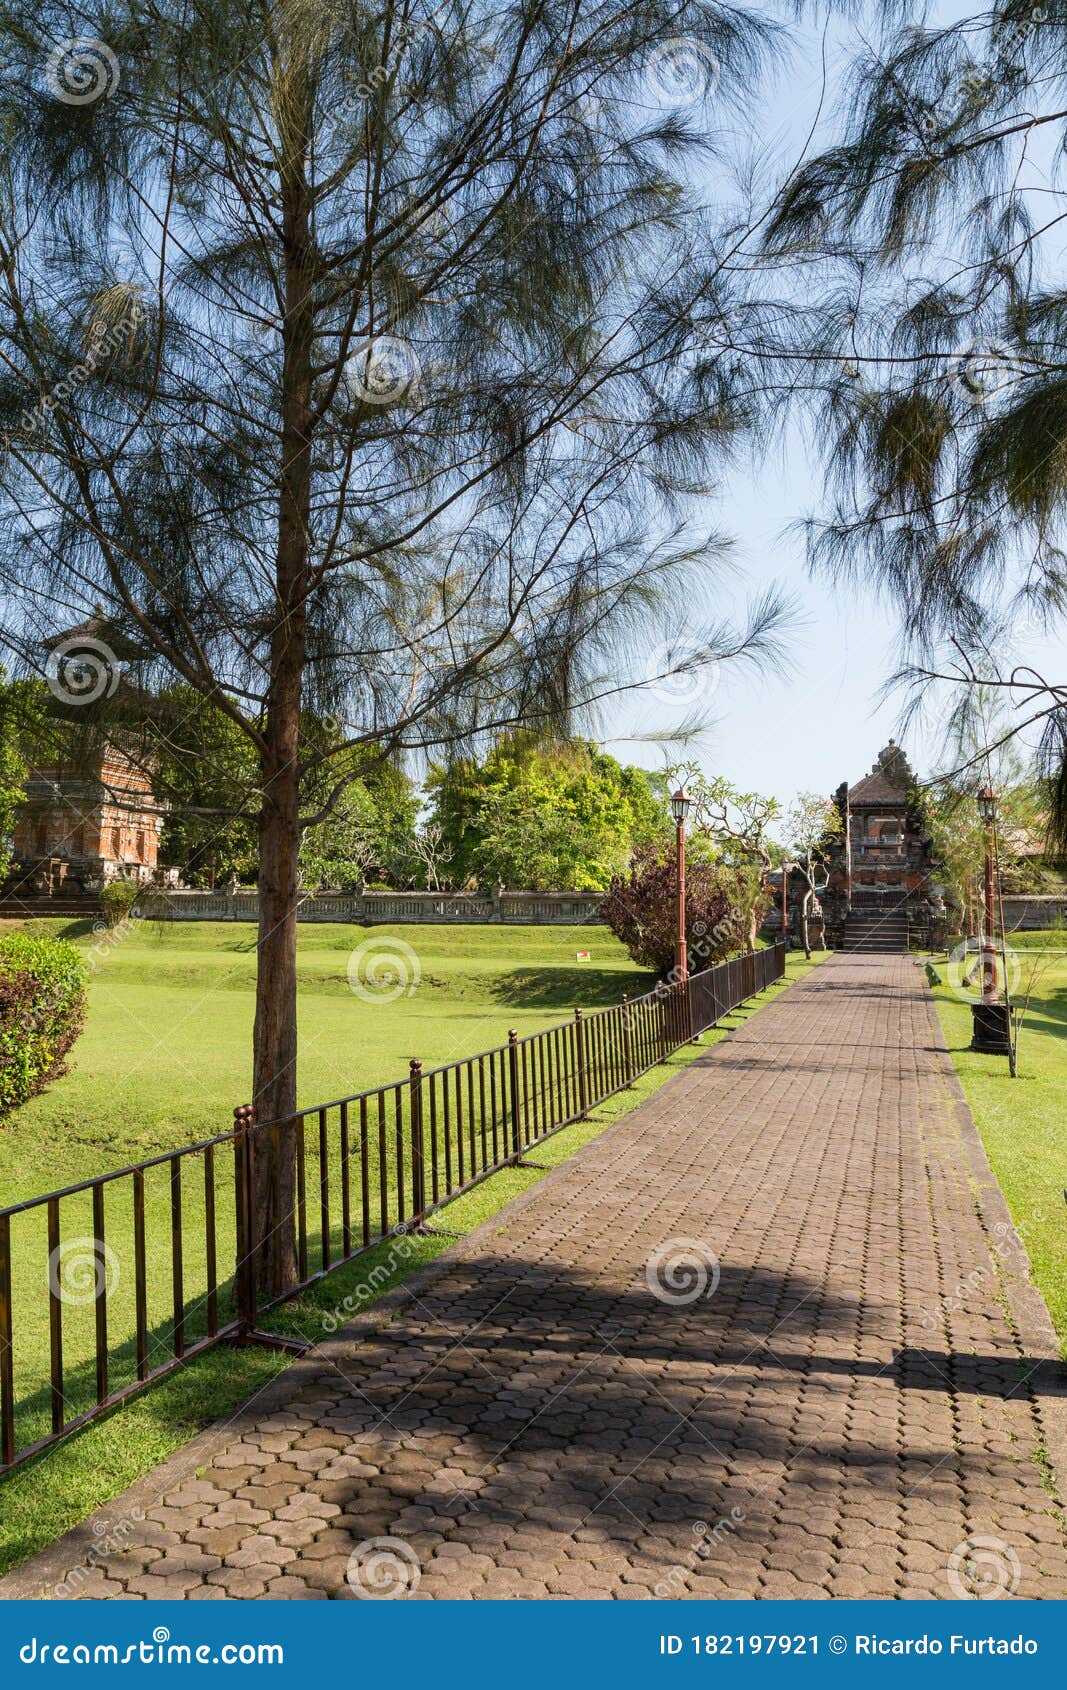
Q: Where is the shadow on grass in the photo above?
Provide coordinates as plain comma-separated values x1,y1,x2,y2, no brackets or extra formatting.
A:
482,966,653,1009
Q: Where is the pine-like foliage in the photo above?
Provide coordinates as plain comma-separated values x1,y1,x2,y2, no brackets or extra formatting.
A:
0,1,789,774
762,1,1067,840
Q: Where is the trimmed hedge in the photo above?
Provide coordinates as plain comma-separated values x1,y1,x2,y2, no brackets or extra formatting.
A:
0,934,88,1113
100,878,141,927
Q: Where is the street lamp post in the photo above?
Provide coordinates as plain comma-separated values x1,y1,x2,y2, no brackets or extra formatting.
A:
670,786,691,982
970,783,1011,1055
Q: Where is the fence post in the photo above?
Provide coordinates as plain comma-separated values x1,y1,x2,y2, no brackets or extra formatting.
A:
409,1059,426,1221
656,983,669,1063
574,1009,589,1117
233,1104,257,1337
621,996,637,1086
0,1214,13,1468
507,1030,523,1157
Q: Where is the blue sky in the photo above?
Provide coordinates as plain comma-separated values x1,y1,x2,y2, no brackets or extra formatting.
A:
602,3,1065,811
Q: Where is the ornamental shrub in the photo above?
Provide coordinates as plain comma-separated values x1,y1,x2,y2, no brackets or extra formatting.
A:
600,845,748,978
100,878,141,927
0,934,88,1112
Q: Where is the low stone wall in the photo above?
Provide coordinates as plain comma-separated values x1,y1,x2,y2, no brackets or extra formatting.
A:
1001,894,1067,931
144,888,606,926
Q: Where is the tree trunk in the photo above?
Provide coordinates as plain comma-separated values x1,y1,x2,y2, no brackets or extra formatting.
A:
249,61,314,1296
252,735,303,1294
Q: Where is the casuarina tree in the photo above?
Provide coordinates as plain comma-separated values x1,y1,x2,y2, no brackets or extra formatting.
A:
763,1,1067,843
0,2,793,1285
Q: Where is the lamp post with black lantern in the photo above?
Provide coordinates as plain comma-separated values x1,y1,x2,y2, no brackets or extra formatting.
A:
970,784,1012,1055
670,786,691,983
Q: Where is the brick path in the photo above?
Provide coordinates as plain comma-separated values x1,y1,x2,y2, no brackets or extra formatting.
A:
4,955,1066,1601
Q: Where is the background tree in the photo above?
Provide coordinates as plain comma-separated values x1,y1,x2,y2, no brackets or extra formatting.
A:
784,791,841,958
917,776,1048,935
763,1,1067,840
405,820,452,891
0,672,41,881
0,1,792,1285
298,782,379,890
427,732,667,889
673,769,780,948
298,739,417,887
154,688,260,887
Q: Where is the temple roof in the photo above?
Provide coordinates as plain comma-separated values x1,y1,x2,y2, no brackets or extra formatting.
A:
848,740,915,806
43,606,146,664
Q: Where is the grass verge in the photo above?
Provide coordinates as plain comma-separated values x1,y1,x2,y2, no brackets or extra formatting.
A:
927,944,1067,1357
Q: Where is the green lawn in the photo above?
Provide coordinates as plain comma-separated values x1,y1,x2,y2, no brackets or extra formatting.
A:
0,917,812,1578
929,939,1067,1356
0,918,655,1201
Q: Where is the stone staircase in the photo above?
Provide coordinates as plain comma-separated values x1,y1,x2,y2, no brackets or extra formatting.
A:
841,905,910,953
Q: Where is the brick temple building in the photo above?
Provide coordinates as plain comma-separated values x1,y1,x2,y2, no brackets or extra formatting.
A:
822,740,947,951
4,617,166,905
9,743,163,901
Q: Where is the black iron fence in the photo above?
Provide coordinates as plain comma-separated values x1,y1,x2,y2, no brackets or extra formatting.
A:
0,942,786,1474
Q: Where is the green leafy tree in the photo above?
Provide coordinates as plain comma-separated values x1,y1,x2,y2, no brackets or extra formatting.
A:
428,733,666,889
0,0,792,1286
360,762,419,880
299,782,378,890
153,688,260,887
917,779,1048,932
0,673,42,882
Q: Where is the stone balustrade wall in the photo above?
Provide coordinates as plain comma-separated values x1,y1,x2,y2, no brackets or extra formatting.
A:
141,888,606,926
1001,894,1067,931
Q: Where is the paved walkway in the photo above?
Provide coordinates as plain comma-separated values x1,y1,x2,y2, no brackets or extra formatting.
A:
5,956,1067,1601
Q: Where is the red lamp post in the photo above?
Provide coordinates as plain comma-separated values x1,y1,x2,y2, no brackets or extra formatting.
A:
670,786,691,982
